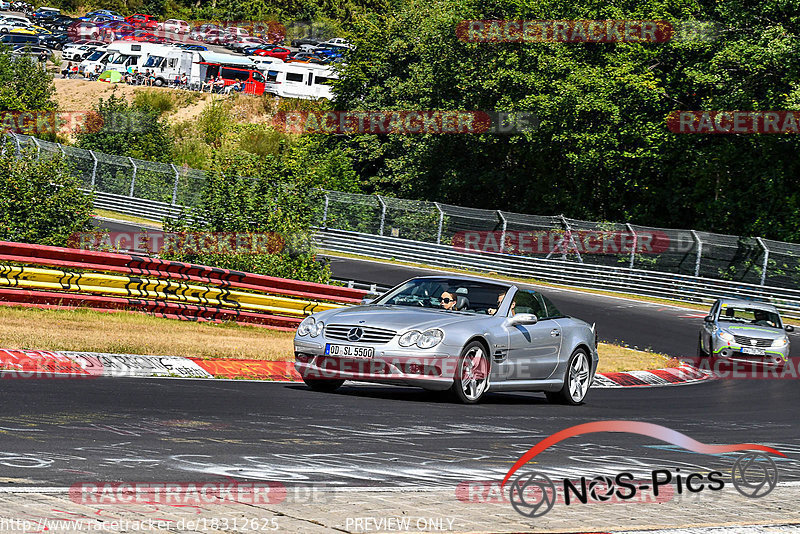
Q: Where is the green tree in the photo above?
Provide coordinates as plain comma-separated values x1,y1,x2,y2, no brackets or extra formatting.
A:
0,47,56,113
0,140,94,246
76,93,174,162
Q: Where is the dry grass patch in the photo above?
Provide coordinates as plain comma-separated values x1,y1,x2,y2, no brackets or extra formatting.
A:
597,342,679,373
0,307,294,360
94,209,162,228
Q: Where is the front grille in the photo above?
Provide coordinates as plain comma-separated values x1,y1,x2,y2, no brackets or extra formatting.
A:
733,335,772,348
325,324,396,344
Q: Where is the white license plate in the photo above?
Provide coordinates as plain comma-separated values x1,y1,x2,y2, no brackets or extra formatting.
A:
741,347,766,355
325,344,374,359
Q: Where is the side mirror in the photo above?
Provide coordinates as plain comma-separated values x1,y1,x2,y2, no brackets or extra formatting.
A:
361,298,375,305
508,313,538,326
785,325,795,333
704,315,714,323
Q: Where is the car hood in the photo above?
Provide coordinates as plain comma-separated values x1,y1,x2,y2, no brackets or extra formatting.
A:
314,305,485,333
720,324,786,340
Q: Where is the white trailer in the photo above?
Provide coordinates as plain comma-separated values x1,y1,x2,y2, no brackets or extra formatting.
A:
262,63,338,100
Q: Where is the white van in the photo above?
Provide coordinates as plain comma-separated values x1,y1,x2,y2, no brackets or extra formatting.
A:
141,48,255,86
78,45,110,75
263,63,337,100
102,41,168,73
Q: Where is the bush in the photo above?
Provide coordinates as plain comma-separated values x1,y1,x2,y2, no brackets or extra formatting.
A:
0,140,94,246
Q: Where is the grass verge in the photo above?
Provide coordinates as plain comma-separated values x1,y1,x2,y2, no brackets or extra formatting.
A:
0,306,675,373
94,209,162,229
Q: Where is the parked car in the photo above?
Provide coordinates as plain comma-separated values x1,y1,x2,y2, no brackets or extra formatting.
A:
698,298,793,365
67,21,100,40
175,42,207,51
291,36,321,48
254,46,290,60
203,64,267,95
80,10,123,21
201,28,229,44
11,43,52,58
0,1,11,11
61,43,98,60
30,6,59,21
125,14,158,30
158,19,189,34
285,52,326,64
39,31,68,48
229,36,266,53
323,37,351,48
0,33,38,48
294,276,599,404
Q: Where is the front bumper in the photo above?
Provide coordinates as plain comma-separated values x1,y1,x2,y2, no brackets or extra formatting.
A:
294,338,457,391
712,342,789,365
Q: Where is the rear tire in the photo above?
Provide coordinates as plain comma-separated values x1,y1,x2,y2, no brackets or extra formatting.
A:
302,378,344,393
546,348,591,405
450,341,490,404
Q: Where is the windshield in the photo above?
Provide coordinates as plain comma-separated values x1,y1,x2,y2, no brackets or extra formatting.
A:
717,305,782,328
86,50,104,60
110,54,129,64
374,277,509,314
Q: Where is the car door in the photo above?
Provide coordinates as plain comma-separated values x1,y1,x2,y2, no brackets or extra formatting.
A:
501,289,562,380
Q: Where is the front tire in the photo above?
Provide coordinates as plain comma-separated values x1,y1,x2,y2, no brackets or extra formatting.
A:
302,378,344,393
697,333,709,357
450,341,490,404
546,348,591,405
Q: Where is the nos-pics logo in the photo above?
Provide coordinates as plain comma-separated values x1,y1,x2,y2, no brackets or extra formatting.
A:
502,421,782,518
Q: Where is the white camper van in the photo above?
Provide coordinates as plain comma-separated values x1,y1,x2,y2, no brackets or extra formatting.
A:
100,41,169,74
141,49,256,86
263,63,337,100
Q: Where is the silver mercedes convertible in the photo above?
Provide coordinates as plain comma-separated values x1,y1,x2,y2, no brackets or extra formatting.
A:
294,276,598,404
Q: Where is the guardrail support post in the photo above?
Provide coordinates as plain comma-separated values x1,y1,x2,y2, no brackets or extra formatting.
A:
30,137,40,159
560,215,583,264
170,164,180,205
90,150,98,188
376,195,387,236
756,237,770,286
498,211,508,253
626,223,638,269
128,157,137,197
434,202,444,245
691,230,703,277
10,132,20,158
57,143,66,158
322,194,329,228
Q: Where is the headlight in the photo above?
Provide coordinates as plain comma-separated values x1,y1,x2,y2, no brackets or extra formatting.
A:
718,331,735,343
417,329,444,349
399,330,421,347
297,316,315,336
772,337,789,348
310,320,324,337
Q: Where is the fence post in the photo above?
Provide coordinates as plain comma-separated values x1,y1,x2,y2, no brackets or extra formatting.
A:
170,164,180,205
626,223,638,269
691,230,703,277
497,211,508,253
560,215,583,264
756,237,769,286
90,150,98,188
11,132,20,158
376,195,387,236
30,137,40,159
128,157,137,197
434,202,444,245
322,193,329,228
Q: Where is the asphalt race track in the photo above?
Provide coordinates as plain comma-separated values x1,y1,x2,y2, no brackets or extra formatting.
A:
27,217,790,496
0,377,798,488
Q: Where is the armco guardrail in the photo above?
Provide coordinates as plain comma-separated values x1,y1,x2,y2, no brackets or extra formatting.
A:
0,240,366,329
314,228,800,320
